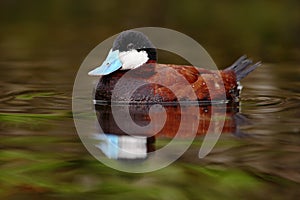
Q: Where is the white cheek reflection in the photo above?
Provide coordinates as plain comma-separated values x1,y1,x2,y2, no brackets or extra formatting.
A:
119,50,148,70
95,134,147,159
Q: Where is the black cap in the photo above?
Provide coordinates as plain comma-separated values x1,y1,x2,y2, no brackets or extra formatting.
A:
112,30,157,61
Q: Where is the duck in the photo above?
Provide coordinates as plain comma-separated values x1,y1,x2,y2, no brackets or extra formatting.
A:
88,30,261,103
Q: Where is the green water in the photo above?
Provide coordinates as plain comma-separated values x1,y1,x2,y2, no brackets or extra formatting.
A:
1,1,300,199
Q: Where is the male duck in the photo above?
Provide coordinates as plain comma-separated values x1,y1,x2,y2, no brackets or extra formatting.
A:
89,30,261,102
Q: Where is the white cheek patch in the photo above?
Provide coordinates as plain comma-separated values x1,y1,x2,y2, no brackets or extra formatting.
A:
119,50,148,70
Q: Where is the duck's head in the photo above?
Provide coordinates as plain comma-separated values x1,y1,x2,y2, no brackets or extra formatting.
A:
88,30,157,76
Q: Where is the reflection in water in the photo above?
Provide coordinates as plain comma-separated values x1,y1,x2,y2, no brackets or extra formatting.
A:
95,102,246,159
94,133,155,159
1,56,299,198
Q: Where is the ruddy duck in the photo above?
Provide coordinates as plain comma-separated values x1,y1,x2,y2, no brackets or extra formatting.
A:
89,30,261,102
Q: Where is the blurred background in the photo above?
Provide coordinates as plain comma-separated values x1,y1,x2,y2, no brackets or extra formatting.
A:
1,0,300,64
0,0,299,199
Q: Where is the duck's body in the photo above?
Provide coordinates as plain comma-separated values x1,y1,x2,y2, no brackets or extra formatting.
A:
89,30,260,102
95,63,239,102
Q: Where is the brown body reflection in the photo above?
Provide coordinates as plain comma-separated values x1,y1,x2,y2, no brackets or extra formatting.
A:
95,102,241,138
95,102,246,159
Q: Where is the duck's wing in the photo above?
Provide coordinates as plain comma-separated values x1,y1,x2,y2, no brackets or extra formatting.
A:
141,64,199,101
144,64,238,101
147,64,222,101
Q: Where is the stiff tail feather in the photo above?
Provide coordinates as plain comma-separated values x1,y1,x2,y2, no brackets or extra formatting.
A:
225,55,261,81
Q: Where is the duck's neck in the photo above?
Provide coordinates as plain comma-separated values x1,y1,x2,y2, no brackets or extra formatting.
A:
147,60,157,64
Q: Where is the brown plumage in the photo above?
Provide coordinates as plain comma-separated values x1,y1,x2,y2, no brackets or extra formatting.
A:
90,31,261,103
95,56,260,102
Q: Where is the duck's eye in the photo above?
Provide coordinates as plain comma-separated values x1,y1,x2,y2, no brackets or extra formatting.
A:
127,43,134,50
106,62,110,66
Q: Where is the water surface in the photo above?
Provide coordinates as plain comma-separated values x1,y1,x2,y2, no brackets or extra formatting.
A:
1,59,299,199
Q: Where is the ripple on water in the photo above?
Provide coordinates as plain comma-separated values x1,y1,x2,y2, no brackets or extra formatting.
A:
241,79,300,115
